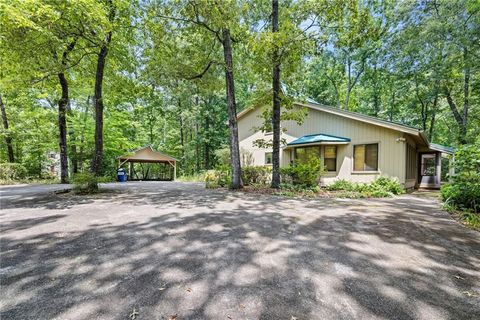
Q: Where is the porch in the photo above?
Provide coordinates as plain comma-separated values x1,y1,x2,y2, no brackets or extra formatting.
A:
417,143,454,189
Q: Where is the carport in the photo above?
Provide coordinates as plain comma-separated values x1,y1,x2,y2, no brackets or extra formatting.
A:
118,146,177,181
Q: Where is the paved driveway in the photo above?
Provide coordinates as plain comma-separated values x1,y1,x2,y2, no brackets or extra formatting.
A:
1,182,479,320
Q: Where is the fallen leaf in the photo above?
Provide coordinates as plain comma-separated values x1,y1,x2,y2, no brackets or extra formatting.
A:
454,275,465,280
227,314,232,319
239,304,245,309
129,307,139,320
186,288,192,292
168,314,177,320
462,291,478,297
291,317,298,320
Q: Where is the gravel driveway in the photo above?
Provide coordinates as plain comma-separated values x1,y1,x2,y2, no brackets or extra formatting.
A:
1,182,479,320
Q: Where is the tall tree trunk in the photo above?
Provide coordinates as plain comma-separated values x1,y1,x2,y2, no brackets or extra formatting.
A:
444,87,467,145
57,72,70,183
204,109,210,170
462,48,470,144
91,0,115,175
221,28,242,189
57,40,76,183
0,95,14,163
428,94,438,141
345,58,351,110
66,85,78,174
271,0,281,188
444,48,470,145
389,91,395,122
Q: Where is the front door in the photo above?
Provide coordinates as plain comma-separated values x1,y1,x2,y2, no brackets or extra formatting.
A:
419,153,440,188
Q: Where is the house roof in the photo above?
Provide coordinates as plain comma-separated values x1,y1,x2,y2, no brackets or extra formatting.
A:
118,146,177,163
237,101,430,146
287,133,350,146
428,143,455,154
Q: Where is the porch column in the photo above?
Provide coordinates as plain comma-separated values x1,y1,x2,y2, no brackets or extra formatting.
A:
436,152,441,186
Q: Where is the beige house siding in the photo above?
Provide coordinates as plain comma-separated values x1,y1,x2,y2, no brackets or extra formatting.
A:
238,105,413,185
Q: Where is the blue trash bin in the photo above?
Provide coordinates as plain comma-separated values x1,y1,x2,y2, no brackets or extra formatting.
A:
117,168,127,182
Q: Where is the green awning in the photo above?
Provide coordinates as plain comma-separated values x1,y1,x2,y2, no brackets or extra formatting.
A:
429,143,455,154
287,133,350,146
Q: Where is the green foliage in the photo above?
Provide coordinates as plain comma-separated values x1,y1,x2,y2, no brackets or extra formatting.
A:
0,163,27,181
371,176,404,195
326,179,353,191
72,173,98,194
97,176,115,183
281,156,324,187
177,172,206,182
214,148,231,169
205,169,231,189
242,166,271,186
327,176,404,198
441,144,480,213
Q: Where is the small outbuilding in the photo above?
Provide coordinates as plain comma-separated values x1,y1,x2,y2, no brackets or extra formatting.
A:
118,146,177,181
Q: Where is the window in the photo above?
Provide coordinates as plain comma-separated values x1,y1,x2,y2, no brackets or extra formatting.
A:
354,143,378,171
324,146,337,171
406,144,416,179
294,146,320,163
265,152,273,165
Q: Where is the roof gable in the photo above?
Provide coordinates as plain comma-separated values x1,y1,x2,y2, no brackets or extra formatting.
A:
118,146,177,162
237,101,429,144
287,133,350,146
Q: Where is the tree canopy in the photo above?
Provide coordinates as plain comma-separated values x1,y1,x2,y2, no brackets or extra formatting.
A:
0,0,478,181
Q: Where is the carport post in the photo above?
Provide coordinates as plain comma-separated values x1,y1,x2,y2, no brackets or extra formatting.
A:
174,162,176,181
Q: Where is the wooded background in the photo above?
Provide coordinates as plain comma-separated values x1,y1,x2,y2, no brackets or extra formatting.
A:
0,0,478,181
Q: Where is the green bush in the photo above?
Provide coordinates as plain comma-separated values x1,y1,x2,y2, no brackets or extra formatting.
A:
205,169,231,188
72,173,98,194
97,175,115,183
327,179,355,191
441,144,480,213
281,156,325,187
177,172,206,182
327,176,404,198
370,176,404,195
0,163,28,181
242,166,271,186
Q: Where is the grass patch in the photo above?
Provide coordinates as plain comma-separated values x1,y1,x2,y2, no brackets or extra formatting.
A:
443,203,479,230
177,172,206,182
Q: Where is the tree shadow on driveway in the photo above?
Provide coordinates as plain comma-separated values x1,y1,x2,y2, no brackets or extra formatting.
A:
0,183,479,319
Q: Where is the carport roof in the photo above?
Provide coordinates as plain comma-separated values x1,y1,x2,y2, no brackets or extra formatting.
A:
287,133,350,147
118,146,177,163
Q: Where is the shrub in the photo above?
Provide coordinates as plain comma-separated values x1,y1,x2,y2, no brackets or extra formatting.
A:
327,176,403,198
97,175,115,183
214,148,231,167
242,166,271,186
327,179,355,191
441,143,480,213
72,173,98,194
0,163,28,181
177,172,206,182
281,156,325,187
370,176,404,195
205,169,230,188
